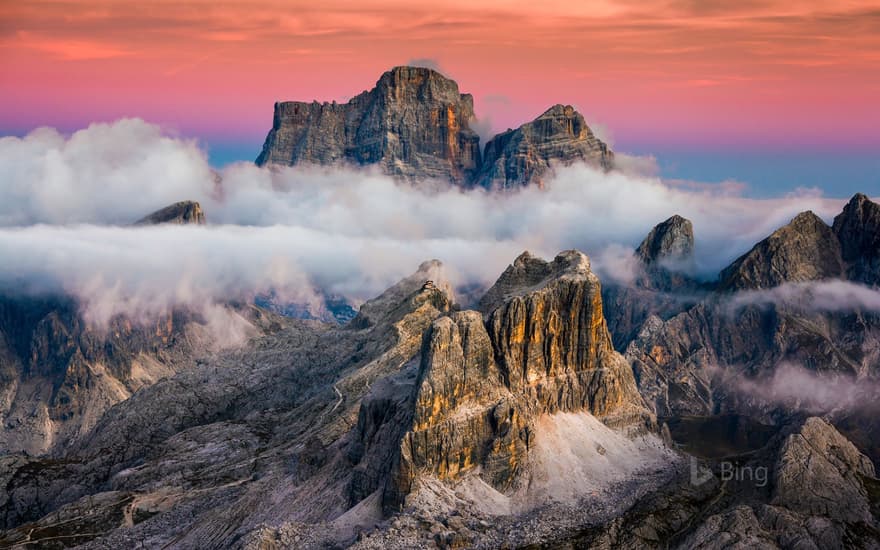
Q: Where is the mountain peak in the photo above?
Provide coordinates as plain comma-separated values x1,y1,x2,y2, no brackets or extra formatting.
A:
832,193,880,285
636,214,694,265
478,250,594,315
719,210,843,290
256,67,611,188
135,200,206,225
475,103,613,189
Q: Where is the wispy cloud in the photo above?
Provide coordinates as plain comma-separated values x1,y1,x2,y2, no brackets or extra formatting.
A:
13,31,133,60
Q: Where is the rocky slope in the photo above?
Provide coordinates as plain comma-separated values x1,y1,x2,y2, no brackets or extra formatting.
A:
718,210,844,291
548,417,880,549
0,251,663,549
608,196,880,467
0,202,261,455
1,239,878,548
256,67,613,188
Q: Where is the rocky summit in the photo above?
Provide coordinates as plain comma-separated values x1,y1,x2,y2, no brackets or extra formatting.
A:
135,200,206,225
718,210,844,290
833,192,880,285
256,66,482,185
475,104,614,189
256,66,613,188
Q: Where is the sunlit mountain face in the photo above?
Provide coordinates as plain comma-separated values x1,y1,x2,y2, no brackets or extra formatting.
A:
1,2,879,549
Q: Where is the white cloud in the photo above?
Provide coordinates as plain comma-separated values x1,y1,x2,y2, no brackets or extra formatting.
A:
726,280,880,314
0,119,864,325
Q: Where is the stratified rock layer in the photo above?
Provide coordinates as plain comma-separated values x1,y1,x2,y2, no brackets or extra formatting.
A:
377,250,649,510
475,104,613,189
256,68,614,188
256,66,482,185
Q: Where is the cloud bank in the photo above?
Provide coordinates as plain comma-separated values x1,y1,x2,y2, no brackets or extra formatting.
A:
0,119,867,325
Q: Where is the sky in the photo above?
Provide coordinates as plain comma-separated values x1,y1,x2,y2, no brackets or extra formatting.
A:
1,0,879,196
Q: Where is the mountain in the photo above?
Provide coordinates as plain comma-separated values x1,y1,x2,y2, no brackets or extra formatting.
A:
833,192,880,285
613,196,880,458
636,214,694,267
255,66,482,185
135,200,206,225
0,202,275,455
1,243,878,547
474,104,613,189
718,211,844,291
255,67,613,188
0,251,659,547
603,215,700,350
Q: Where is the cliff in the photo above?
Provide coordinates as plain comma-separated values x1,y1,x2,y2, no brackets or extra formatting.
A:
256,68,613,188
256,66,482,185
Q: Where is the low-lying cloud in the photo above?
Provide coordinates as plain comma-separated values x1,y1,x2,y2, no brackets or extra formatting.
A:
0,118,866,325
728,362,880,415
727,280,880,314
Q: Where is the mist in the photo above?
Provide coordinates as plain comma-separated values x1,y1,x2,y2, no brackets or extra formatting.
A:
727,280,880,314
728,362,880,415
0,118,865,325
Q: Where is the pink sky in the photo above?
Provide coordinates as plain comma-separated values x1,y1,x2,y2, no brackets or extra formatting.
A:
1,0,879,153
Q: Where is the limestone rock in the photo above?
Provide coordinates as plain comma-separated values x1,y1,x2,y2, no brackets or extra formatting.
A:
256,68,613,189
380,250,649,511
718,211,844,290
832,193,880,285
475,104,613,189
256,66,482,185
603,215,698,350
636,214,695,267
485,250,643,420
134,200,206,225
773,417,876,523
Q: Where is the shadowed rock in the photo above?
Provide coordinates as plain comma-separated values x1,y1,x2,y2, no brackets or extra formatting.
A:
718,211,843,290
832,193,880,285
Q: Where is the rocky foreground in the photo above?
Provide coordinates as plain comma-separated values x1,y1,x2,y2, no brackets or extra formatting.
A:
2,200,880,547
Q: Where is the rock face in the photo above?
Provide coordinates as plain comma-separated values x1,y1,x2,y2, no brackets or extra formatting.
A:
773,417,876,524
636,214,695,266
474,104,614,189
614,199,880,450
718,211,844,290
0,295,269,455
135,200,206,225
378,250,649,510
833,193,880,285
256,68,613,188
603,215,699,350
255,66,482,185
